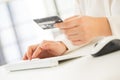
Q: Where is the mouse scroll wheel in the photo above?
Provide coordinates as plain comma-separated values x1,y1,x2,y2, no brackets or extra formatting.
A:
94,43,98,47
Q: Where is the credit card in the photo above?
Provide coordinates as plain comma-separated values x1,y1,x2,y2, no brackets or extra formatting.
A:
34,16,63,30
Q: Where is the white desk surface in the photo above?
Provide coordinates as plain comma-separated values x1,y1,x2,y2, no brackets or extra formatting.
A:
0,51,120,80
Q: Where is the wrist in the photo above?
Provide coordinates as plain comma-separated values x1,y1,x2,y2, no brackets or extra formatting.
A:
101,17,112,36
59,41,68,53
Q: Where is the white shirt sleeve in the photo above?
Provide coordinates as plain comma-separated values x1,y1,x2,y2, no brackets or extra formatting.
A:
107,0,120,38
107,16,120,38
55,34,81,54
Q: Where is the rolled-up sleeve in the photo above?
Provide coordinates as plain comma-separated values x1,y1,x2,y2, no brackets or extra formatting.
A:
107,16,120,38
55,34,81,54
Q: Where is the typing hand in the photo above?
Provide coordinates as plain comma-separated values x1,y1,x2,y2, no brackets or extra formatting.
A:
23,40,67,60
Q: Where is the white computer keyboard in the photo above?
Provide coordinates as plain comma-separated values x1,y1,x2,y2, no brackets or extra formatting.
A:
4,58,58,72
3,46,91,72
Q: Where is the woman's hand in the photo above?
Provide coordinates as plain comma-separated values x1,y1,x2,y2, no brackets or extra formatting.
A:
23,40,67,60
55,16,112,45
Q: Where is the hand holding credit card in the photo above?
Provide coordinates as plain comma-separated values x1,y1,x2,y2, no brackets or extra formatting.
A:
34,16,63,30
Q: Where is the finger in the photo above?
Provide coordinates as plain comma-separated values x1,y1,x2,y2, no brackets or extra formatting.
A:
54,22,64,28
26,45,37,60
67,30,85,41
67,34,83,41
71,40,87,46
32,46,42,59
62,26,83,36
22,53,28,60
55,16,80,29
64,18,81,28
54,16,79,28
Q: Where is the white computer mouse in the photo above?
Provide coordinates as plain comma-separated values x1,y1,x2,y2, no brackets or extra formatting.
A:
91,36,120,57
